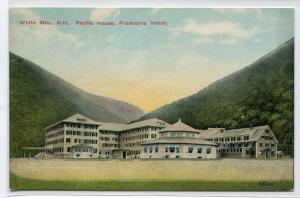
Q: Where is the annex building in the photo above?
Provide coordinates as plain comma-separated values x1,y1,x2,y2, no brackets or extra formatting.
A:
34,113,278,159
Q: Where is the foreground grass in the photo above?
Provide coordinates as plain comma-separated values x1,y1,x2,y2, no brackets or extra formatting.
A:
10,173,293,191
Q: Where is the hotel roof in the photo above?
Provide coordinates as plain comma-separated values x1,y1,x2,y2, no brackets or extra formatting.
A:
199,125,278,142
198,128,224,139
159,119,200,133
141,137,217,146
99,122,128,132
99,118,169,132
44,113,100,129
125,118,169,130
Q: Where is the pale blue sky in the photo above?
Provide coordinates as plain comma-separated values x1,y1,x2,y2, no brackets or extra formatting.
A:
9,8,294,112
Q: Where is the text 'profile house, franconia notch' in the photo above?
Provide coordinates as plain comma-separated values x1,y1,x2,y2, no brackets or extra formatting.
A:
24,113,279,159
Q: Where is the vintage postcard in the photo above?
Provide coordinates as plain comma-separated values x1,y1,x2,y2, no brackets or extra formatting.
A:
9,8,294,191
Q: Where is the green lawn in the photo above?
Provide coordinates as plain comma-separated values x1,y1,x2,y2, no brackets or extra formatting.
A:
10,173,293,191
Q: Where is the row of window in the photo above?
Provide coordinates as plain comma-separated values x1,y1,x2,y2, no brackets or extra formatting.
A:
123,126,162,135
160,132,197,138
46,130,64,139
261,136,273,141
99,131,119,135
121,133,157,142
210,135,250,142
66,138,98,144
68,147,97,153
124,142,142,147
144,145,159,153
188,146,211,154
122,133,150,142
127,150,141,155
101,143,119,148
220,142,255,148
66,130,98,137
99,151,111,155
65,122,98,129
100,137,119,141
259,142,275,148
218,148,243,153
144,145,212,154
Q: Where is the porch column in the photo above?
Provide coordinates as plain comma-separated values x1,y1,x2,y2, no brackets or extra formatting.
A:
255,142,258,159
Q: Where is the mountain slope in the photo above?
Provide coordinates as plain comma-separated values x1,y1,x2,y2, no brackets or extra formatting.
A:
138,38,294,155
9,53,144,157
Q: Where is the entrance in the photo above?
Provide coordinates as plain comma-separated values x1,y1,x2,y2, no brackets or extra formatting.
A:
265,148,271,158
123,151,126,159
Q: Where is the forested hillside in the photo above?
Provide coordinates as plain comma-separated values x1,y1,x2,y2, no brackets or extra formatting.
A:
10,53,144,157
138,39,294,155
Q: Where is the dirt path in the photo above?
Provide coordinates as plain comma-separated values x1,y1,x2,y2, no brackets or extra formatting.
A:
10,158,293,181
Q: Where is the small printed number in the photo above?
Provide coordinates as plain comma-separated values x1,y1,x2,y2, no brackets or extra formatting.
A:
258,181,274,186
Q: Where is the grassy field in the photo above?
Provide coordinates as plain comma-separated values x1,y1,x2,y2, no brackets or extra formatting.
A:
10,158,294,191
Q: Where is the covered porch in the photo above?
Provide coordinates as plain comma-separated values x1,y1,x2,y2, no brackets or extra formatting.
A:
70,144,98,158
22,145,54,159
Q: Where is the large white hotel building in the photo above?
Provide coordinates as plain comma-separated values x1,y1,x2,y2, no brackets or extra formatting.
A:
40,113,278,159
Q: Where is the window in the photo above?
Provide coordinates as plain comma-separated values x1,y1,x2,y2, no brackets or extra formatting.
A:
188,146,193,153
149,146,153,153
169,146,175,153
165,147,169,152
67,147,71,152
155,145,159,153
66,138,71,143
265,143,269,148
237,137,241,141
66,130,72,135
260,143,263,147
165,145,179,153
74,139,77,143
265,129,270,133
206,147,211,154
244,135,249,141
151,134,156,138
197,147,202,153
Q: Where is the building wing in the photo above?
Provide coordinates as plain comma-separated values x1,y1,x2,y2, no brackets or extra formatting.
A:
201,125,277,143
141,137,217,146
